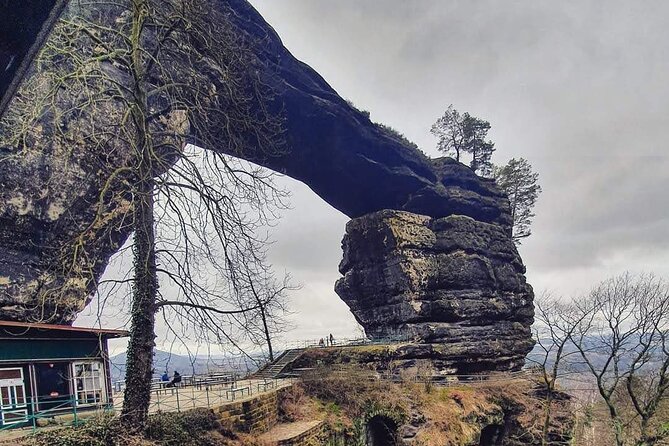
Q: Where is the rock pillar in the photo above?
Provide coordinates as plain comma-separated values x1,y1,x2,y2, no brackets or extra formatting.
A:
335,210,534,373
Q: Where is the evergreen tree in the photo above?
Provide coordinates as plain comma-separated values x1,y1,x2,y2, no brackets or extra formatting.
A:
493,158,542,243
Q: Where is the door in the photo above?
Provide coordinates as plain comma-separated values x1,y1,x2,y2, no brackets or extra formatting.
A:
0,367,28,426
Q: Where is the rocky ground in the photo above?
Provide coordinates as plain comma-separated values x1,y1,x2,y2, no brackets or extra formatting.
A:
10,368,573,446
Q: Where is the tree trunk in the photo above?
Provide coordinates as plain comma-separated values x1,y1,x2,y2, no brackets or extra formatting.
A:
541,388,553,446
121,173,158,427
612,415,625,446
259,303,274,362
602,394,625,446
638,417,654,446
121,0,156,427
249,277,274,362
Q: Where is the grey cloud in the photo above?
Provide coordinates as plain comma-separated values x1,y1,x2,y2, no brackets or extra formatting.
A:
79,1,669,346
250,0,669,314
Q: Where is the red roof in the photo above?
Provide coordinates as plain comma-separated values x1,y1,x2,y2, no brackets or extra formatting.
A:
0,320,129,338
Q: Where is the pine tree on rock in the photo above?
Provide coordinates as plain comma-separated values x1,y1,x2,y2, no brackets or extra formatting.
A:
493,158,542,243
431,105,495,176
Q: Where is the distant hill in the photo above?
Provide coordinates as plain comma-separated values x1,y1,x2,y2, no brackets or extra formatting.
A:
109,349,262,383
526,335,666,374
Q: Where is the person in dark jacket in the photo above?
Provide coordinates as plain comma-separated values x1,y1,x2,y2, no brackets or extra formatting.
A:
166,371,182,387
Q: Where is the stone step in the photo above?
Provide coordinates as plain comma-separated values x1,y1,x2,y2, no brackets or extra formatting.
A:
257,420,324,445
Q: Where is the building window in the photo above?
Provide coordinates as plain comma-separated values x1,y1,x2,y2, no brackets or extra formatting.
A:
72,362,106,406
34,362,71,412
0,367,28,425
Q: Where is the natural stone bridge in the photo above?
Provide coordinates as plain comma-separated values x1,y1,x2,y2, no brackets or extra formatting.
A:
0,0,533,373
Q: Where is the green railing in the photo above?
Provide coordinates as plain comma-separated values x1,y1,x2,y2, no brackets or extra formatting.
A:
145,377,291,413
0,394,114,433
0,377,291,435
281,333,412,351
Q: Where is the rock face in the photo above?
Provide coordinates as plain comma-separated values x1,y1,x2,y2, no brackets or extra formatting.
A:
0,0,515,323
225,0,512,226
335,210,534,373
0,0,534,375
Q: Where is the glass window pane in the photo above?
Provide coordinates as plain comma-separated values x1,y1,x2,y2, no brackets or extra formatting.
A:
1,387,9,406
15,386,25,405
0,369,21,380
3,410,27,423
72,362,105,405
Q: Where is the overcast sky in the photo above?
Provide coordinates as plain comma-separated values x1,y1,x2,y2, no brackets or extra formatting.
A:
80,0,669,355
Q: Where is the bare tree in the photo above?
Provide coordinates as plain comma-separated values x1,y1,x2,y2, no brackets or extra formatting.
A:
571,273,669,446
531,292,588,446
2,0,289,427
235,266,296,362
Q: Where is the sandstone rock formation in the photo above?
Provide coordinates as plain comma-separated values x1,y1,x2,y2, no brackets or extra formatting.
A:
0,0,534,376
0,0,513,323
335,210,534,372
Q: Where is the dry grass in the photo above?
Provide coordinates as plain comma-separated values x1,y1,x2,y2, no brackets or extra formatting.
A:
300,367,410,419
11,370,578,446
295,366,411,442
278,384,324,423
414,385,501,446
292,366,566,446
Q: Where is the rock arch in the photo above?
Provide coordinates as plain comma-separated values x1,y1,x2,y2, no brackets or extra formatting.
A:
0,0,533,373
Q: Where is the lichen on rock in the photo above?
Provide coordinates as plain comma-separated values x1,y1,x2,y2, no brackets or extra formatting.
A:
335,210,534,373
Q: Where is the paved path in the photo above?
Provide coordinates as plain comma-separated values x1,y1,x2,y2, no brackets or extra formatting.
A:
113,378,291,413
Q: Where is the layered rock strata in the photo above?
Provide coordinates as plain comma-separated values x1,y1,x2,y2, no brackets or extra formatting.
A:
335,210,534,373
0,0,535,377
1,0,513,323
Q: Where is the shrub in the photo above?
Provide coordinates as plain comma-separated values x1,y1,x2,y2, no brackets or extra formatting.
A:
377,124,419,150
24,413,147,446
300,366,409,421
144,408,221,446
278,385,313,423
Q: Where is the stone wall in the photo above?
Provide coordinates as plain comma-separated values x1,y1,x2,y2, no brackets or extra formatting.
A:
212,387,327,445
214,387,287,434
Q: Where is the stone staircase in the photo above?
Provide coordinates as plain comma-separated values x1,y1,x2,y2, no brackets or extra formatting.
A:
253,348,305,379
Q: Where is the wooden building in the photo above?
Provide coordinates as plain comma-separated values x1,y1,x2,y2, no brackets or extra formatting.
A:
0,320,128,428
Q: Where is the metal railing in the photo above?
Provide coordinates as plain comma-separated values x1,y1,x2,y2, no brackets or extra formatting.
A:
0,394,113,434
113,370,244,394
144,377,295,414
0,376,293,435
299,365,535,387
0,366,533,437
279,333,412,351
